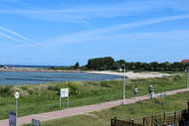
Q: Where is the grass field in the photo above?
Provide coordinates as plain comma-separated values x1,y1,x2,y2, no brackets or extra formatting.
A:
0,73,187,120
24,91,189,126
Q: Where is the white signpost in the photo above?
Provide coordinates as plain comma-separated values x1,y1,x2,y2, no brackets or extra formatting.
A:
61,88,69,98
60,88,69,110
14,92,20,126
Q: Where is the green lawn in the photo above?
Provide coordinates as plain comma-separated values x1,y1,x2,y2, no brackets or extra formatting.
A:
0,73,187,120
24,91,189,126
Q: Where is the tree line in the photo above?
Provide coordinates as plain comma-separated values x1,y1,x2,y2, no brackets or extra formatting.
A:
85,57,189,72
49,56,189,72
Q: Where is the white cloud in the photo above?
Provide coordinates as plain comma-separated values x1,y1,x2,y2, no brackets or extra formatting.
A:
45,14,189,45
0,26,33,42
1,0,21,3
0,25,40,47
0,31,18,41
105,30,189,42
0,0,188,22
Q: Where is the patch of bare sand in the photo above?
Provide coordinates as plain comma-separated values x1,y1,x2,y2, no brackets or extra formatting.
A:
87,71,170,79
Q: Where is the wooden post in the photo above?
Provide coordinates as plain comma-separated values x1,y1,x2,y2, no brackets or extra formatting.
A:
111,119,114,126
174,112,176,124
131,119,134,126
111,117,117,126
143,117,145,126
151,116,153,126
163,112,166,123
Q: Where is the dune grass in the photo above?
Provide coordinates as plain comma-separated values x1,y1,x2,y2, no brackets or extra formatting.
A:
0,73,187,120
24,91,189,126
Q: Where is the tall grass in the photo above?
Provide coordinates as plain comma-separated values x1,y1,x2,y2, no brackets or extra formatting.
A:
0,73,187,120
24,90,189,126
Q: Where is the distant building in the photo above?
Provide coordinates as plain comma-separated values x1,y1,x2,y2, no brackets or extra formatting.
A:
182,60,189,64
4,65,8,69
0,65,8,69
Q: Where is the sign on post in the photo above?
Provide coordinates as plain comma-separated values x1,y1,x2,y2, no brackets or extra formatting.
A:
9,112,16,126
32,119,41,126
61,88,69,98
60,88,69,109
14,92,20,99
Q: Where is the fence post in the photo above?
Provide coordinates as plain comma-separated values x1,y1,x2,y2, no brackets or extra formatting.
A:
131,119,134,126
111,117,117,126
151,116,153,126
111,119,113,126
174,112,176,124
143,117,145,126
163,112,166,123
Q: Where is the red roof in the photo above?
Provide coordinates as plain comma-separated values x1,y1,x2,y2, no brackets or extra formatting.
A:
182,60,189,63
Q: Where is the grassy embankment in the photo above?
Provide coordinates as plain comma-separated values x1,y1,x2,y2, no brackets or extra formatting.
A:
24,91,189,126
0,73,187,120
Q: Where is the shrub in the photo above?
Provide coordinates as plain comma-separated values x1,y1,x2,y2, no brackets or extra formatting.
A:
0,86,13,97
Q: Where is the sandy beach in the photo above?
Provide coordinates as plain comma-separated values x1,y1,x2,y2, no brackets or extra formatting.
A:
86,71,170,79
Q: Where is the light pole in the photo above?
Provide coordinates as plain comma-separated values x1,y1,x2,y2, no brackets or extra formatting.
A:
14,91,20,126
122,64,126,104
188,69,189,88
186,67,189,88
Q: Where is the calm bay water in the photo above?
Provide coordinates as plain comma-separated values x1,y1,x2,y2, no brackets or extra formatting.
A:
0,71,121,85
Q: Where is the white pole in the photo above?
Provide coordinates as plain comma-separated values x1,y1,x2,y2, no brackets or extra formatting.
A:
123,65,126,104
16,99,18,126
60,96,62,109
67,97,69,107
186,67,189,88
15,92,19,126
187,67,189,88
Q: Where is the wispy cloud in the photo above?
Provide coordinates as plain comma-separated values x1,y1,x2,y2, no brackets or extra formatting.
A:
102,30,189,42
0,0,188,22
0,25,39,46
0,26,32,42
1,0,21,3
0,7,141,22
0,31,18,41
45,14,189,45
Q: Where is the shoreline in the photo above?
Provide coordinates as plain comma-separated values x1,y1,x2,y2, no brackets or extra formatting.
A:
0,67,170,80
0,67,82,73
86,71,170,79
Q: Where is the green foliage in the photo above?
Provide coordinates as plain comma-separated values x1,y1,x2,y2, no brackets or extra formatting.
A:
24,91,189,126
0,86,13,97
74,62,80,69
0,73,188,120
85,56,189,72
67,83,80,96
49,56,189,72
87,57,115,70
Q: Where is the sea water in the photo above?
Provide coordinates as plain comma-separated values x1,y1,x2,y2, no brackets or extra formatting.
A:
0,71,121,85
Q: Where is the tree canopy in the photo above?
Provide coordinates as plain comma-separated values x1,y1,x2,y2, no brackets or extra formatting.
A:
85,57,188,72
87,57,115,70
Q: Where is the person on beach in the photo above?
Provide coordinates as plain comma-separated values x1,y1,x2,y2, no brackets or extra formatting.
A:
148,85,155,99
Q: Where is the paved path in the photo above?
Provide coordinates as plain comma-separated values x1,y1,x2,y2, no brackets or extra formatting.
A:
1,88,189,126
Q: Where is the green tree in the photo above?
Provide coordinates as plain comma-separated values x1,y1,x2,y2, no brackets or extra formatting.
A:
74,62,80,69
86,57,115,70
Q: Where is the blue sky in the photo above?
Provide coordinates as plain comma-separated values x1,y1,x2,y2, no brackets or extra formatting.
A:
0,0,189,65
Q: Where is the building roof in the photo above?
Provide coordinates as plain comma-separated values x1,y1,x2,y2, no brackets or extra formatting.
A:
182,60,189,63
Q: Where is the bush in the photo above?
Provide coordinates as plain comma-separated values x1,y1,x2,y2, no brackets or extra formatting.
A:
0,86,13,97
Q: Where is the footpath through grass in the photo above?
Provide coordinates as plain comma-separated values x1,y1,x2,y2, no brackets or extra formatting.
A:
0,73,187,120
24,91,189,126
